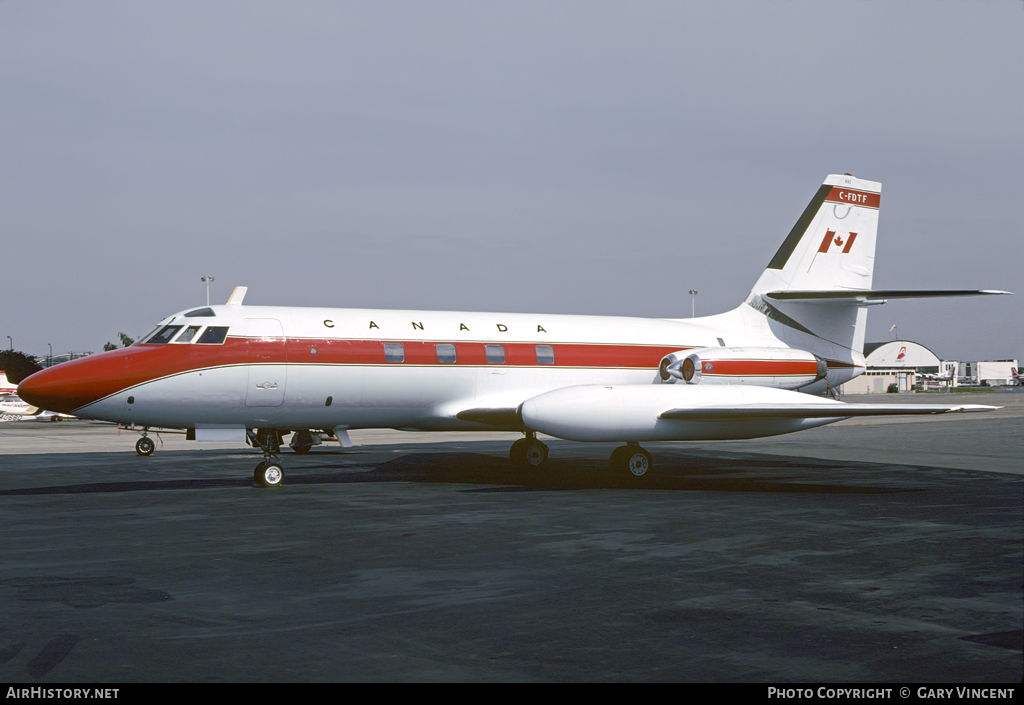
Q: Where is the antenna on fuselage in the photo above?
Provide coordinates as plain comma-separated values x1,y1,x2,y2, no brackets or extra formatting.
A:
226,286,248,306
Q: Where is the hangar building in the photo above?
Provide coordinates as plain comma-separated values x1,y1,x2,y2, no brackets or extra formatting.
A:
839,340,955,394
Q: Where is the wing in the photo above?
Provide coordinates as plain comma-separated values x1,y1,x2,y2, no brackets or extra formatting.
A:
659,403,999,420
454,407,523,425
764,289,1011,303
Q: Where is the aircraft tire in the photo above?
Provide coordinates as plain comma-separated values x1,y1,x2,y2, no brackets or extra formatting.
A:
510,438,548,470
291,430,315,453
610,445,652,479
136,437,155,456
626,447,652,478
609,446,626,472
254,461,284,488
509,438,527,465
523,440,548,469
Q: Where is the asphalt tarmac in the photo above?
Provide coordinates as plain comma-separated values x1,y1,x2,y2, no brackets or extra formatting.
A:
0,391,1021,683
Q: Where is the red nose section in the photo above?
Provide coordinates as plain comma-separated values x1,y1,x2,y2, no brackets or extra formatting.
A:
17,350,129,414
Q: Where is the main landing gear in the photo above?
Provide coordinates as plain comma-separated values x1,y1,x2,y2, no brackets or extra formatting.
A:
249,428,285,488
610,442,653,479
509,431,549,470
507,433,654,480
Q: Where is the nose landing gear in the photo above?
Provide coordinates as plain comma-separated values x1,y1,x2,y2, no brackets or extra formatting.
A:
135,434,155,456
254,460,284,487
249,428,285,488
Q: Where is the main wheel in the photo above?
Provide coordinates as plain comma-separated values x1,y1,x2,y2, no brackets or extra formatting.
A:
610,445,652,478
509,438,528,465
625,448,652,478
510,438,549,470
136,437,155,456
290,430,316,453
254,461,284,488
522,440,548,468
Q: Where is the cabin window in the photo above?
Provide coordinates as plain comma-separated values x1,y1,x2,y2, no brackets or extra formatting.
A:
485,344,505,364
436,343,457,364
173,325,203,343
147,325,183,345
384,342,405,363
196,326,229,345
535,345,555,365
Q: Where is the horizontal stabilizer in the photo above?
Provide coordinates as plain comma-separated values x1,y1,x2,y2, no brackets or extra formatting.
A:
659,403,1000,420
765,289,1012,302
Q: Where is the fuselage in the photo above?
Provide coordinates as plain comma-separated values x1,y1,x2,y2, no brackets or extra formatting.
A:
17,302,864,434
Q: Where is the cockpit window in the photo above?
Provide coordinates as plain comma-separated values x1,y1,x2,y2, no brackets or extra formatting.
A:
196,326,229,345
147,325,183,345
173,325,203,343
184,307,216,317
136,326,162,344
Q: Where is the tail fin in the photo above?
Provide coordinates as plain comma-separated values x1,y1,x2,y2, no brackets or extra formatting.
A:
752,174,881,297
745,174,881,359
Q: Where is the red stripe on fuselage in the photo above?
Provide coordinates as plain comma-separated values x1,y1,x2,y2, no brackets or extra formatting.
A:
18,338,690,413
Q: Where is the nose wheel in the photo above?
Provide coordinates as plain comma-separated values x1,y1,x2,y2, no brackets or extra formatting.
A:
254,461,285,487
135,435,155,456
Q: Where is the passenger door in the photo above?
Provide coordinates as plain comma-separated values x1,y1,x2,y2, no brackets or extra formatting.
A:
244,318,287,407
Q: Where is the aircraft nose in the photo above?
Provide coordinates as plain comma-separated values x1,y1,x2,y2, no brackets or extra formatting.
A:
18,351,128,415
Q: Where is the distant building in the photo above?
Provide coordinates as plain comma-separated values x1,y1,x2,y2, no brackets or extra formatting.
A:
839,340,954,394
960,360,1019,387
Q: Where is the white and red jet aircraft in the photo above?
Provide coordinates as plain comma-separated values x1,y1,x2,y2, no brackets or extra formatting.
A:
18,174,1009,486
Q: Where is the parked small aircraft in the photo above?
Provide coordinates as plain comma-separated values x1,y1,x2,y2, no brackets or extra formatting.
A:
18,174,1009,486
0,394,68,422
917,366,958,384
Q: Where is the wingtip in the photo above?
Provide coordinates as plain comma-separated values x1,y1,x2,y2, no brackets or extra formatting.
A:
950,405,1002,413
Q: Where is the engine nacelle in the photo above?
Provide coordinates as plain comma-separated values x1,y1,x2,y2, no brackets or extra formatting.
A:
659,347,827,390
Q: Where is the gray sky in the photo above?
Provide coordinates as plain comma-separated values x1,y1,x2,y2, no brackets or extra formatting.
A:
2,1,1021,362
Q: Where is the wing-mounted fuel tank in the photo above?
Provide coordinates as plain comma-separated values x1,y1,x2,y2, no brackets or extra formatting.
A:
659,347,827,390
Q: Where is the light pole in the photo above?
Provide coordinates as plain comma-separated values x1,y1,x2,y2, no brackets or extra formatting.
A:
689,290,698,318
48,343,52,367
201,276,215,306
6,336,10,351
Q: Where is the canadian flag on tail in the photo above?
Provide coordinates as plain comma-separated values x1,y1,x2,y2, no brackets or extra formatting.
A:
817,230,858,254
